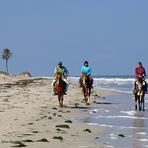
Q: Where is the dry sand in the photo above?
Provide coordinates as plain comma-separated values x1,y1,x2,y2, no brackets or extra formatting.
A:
0,74,113,148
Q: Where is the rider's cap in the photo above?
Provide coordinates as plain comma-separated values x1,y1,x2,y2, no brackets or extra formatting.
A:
138,62,142,66
58,61,62,65
84,61,89,65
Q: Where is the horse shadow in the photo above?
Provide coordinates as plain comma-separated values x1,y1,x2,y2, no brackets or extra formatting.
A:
94,102,116,105
66,105,91,110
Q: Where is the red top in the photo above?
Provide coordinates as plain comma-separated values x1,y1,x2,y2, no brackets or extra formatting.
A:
135,66,146,78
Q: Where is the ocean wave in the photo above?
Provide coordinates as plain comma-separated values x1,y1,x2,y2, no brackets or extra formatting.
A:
69,76,148,94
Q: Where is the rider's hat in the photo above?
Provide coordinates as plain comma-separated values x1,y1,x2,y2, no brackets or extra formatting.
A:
138,62,142,66
84,61,89,65
58,61,62,65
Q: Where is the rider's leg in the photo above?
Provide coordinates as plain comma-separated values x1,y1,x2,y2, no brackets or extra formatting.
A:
51,79,57,94
63,78,69,92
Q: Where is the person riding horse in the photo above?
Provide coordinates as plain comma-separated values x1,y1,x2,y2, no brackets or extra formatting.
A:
51,61,69,95
54,72,66,107
79,61,93,88
133,76,147,111
79,61,93,104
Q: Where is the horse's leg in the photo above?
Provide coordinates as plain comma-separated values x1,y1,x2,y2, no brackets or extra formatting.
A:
86,88,91,105
138,96,141,111
135,94,138,110
141,95,145,111
58,95,61,107
82,87,87,103
84,88,89,105
60,95,64,107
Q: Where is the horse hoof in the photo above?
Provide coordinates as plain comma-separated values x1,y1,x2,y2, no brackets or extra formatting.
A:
86,103,90,105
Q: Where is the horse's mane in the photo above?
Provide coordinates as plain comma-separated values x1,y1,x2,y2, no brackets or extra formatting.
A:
55,72,65,88
55,72,62,80
81,73,88,79
135,78,147,93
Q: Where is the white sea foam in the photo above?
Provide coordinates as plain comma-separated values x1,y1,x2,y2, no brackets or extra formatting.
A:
97,124,138,129
137,132,147,135
139,139,148,142
94,115,148,119
120,111,136,116
69,76,148,94
110,136,117,140
106,146,114,148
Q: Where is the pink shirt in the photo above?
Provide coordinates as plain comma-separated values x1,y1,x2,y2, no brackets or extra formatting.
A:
135,66,146,78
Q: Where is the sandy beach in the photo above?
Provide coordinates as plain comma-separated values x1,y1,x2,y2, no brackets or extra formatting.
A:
0,74,113,148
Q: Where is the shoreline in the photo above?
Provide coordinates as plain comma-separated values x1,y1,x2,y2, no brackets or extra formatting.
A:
0,74,114,148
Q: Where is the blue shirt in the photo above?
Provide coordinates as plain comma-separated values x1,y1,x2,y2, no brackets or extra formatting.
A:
81,65,92,76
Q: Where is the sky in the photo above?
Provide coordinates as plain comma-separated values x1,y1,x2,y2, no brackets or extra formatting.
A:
0,0,148,76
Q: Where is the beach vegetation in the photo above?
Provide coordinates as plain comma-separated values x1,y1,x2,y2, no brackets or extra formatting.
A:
65,120,72,123
37,138,49,142
1,48,12,73
55,124,70,129
0,70,9,75
53,136,64,141
22,139,34,143
83,129,92,133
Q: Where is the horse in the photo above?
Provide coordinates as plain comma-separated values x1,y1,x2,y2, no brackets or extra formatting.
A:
54,72,66,107
79,73,93,105
133,77,147,111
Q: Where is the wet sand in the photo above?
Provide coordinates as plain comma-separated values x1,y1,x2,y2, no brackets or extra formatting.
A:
75,93,148,148
0,74,113,148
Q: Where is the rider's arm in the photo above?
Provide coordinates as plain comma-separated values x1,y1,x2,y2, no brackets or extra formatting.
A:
87,66,92,76
64,66,69,77
54,67,57,76
144,68,146,77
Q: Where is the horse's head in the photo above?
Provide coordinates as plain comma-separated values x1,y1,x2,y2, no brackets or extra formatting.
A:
55,72,62,80
80,73,90,87
55,72,66,94
81,73,87,80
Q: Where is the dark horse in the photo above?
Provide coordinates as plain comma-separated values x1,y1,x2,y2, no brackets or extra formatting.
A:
54,72,66,107
133,77,147,111
79,73,93,105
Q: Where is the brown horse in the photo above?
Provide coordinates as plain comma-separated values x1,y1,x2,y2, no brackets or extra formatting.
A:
133,77,147,111
79,73,93,105
54,72,66,107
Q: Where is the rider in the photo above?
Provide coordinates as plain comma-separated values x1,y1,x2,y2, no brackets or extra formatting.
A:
51,61,69,95
80,61,93,87
133,62,147,94
135,62,146,79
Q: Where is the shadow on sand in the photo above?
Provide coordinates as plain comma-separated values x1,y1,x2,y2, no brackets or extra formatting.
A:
95,102,117,105
66,106,91,110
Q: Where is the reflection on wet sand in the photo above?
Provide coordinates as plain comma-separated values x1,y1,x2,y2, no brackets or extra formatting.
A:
132,112,145,148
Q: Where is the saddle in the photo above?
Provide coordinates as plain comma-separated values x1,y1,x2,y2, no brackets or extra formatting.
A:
79,74,93,88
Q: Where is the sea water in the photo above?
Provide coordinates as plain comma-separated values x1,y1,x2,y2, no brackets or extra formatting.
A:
70,75,148,148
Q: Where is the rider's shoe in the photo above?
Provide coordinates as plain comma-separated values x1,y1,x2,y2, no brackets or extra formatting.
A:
53,93,57,95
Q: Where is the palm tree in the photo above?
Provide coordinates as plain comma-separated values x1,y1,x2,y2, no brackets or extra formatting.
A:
1,48,12,73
